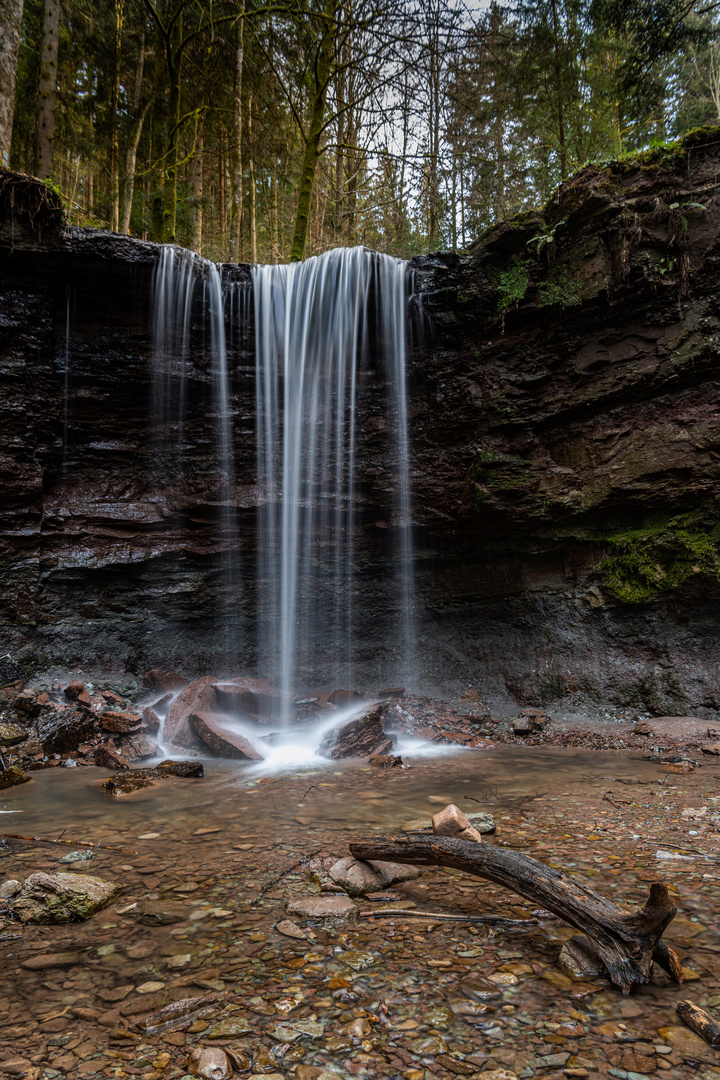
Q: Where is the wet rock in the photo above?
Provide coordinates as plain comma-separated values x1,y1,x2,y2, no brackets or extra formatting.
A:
139,995,219,1033
125,899,187,925
432,803,482,843
100,710,143,733
141,705,163,734
251,1045,277,1072
368,753,403,767
409,1035,449,1055
328,856,422,895
511,717,533,735
466,812,496,833
285,895,358,920
0,879,21,899
59,849,93,863
37,708,94,755
188,1048,231,1080
341,1017,372,1038
20,951,80,970
101,760,203,795
142,669,187,693
0,1058,33,1076
657,1025,717,1060
557,935,606,980
164,676,219,748
120,733,159,760
378,687,405,697
212,676,284,719
13,689,37,714
189,712,264,760
208,1016,253,1038
520,707,549,730
0,765,31,789
318,703,393,759
93,745,130,770
64,681,90,706
9,871,121,923
275,919,308,940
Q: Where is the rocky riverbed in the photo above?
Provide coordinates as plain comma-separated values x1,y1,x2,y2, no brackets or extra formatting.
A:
0,745,717,1080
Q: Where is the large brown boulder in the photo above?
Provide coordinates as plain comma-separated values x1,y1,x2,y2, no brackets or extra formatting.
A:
189,712,264,760
163,677,219,748
142,669,187,693
37,707,94,755
318,704,394,759
212,677,284,719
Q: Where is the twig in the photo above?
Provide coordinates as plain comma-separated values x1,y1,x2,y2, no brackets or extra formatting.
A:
359,909,538,924
0,833,137,855
603,792,632,809
250,848,321,905
301,785,318,801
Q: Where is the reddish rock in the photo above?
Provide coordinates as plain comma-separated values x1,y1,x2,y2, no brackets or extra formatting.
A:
100,710,143,733
102,690,124,705
38,708,94,755
164,676,219,748
142,669,186,693
64,681,90,706
141,705,162,734
318,704,394,759
119,733,158,760
378,687,405,698
35,692,50,707
212,677,284,719
432,803,482,843
188,712,264,760
369,753,403,767
94,745,131,770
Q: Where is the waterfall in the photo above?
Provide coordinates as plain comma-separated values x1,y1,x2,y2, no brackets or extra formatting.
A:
252,246,416,701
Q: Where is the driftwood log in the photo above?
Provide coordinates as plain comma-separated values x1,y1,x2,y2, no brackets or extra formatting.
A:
350,832,681,993
676,999,720,1047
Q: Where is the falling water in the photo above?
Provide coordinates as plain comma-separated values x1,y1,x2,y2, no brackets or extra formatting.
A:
151,247,240,657
253,246,416,702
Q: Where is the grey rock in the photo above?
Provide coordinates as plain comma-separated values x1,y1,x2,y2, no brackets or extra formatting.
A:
9,872,121,924
285,895,358,920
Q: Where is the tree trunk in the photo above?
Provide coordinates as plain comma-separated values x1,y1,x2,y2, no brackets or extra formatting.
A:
109,0,125,232
121,101,150,235
162,15,182,244
150,18,165,242
248,94,257,262
230,0,245,262
189,120,203,254
289,1,335,262
37,0,61,179
349,833,680,993
0,0,24,168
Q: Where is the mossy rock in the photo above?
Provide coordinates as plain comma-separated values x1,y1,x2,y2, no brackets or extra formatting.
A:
10,871,122,923
599,514,720,603
0,765,31,790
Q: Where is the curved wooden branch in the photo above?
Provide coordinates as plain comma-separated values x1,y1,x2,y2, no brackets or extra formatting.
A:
349,833,679,993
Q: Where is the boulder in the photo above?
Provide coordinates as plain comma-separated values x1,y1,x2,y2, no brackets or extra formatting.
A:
163,676,219,748
13,689,38,715
432,803,482,843
378,687,405,697
212,676,285,719
93,745,131,770
0,766,31,790
101,760,203,796
120,733,159,760
318,704,394,759
142,669,187,693
328,856,422,896
37,707,94,754
369,753,403,767
511,717,534,735
285,895,358,920
100,710,143,733
64,680,91,706
9,871,121,923
141,705,162,734
0,722,29,748
189,712,264,760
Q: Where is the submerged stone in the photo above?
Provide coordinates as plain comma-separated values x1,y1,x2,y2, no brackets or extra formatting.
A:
0,766,31,790
101,759,203,795
9,871,121,924
285,895,358,921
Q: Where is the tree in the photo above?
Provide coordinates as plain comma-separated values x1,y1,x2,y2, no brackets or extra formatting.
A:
37,0,60,178
0,0,24,168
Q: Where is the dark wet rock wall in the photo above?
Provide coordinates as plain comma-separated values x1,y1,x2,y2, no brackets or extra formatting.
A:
2,131,720,713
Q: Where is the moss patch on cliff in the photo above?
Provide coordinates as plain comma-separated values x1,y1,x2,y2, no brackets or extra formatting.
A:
599,514,720,603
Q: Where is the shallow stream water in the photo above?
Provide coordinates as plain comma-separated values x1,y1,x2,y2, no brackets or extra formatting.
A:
1,746,719,1080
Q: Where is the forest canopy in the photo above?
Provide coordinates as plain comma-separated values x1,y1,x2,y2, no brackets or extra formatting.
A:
1,0,720,262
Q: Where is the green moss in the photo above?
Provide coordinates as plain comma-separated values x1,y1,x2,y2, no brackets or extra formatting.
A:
496,258,530,314
599,515,720,603
537,273,583,309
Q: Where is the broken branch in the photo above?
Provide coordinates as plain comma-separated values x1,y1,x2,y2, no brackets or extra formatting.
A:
0,833,137,855
676,999,720,1047
350,832,678,993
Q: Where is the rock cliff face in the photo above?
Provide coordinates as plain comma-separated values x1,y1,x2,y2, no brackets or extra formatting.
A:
2,130,720,713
